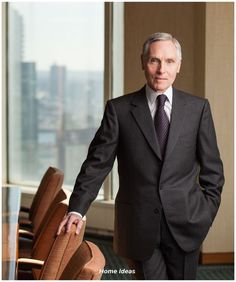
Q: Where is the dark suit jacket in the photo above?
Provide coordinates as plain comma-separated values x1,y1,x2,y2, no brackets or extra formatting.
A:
69,86,224,261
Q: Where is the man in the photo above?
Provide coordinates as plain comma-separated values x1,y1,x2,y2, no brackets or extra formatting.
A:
57,32,224,280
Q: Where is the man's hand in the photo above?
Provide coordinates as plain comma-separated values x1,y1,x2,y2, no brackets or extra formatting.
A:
57,213,83,235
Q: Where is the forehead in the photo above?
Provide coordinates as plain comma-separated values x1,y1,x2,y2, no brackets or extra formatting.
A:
148,40,178,58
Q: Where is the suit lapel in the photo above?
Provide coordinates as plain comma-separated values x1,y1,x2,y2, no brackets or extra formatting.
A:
130,87,162,161
165,88,186,160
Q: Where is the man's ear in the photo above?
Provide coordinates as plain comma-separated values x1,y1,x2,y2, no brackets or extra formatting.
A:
141,54,145,70
177,61,181,73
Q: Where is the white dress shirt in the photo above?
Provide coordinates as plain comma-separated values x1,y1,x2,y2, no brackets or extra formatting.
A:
69,84,173,219
145,84,173,121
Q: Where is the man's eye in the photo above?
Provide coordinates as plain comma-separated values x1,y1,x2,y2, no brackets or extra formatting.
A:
149,58,159,64
166,59,175,64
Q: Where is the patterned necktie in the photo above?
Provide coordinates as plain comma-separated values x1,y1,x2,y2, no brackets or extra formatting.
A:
154,94,170,157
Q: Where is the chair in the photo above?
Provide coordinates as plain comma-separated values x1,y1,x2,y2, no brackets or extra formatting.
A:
59,241,106,280
18,199,86,280
19,189,68,258
20,167,64,235
18,225,105,280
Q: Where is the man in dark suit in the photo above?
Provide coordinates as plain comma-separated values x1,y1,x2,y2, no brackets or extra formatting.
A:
57,32,224,280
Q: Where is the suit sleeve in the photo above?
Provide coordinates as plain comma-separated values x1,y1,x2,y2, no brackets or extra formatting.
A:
197,99,224,220
68,100,119,215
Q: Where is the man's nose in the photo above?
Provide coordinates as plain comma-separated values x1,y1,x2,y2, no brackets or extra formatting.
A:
157,61,165,73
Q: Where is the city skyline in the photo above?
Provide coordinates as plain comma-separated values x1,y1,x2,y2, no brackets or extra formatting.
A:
8,3,105,195
23,60,104,184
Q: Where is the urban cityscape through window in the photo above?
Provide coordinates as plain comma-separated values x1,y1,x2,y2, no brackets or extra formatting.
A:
8,3,104,196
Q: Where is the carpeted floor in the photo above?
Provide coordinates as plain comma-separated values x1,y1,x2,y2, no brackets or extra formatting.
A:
84,233,234,280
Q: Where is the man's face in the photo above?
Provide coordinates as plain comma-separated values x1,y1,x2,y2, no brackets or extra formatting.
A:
141,40,181,92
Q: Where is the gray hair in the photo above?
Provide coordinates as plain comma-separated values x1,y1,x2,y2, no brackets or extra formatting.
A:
142,32,182,61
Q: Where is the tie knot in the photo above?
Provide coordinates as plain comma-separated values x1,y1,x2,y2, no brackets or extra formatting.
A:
157,94,167,108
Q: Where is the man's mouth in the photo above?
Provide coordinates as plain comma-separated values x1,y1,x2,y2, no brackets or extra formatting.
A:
155,77,167,81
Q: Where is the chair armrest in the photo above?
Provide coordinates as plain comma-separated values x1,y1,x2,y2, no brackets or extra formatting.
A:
18,258,44,270
20,206,30,213
19,219,33,231
19,229,34,240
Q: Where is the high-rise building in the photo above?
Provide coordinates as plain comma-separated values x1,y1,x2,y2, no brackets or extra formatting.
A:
49,64,67,170
50,64,66,101
8,7,24,181
21,62,38,179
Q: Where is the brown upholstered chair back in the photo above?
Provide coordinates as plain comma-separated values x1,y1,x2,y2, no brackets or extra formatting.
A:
29,167,64,233
32,189,68,245
59,240,106,280
32,200,69,262
31,199,78,280
38,223,86,280
18,189,68,261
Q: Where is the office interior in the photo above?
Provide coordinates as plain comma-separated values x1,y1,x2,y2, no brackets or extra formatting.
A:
2,2,234,280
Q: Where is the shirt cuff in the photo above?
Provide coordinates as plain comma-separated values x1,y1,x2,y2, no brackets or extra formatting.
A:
68,211,86,221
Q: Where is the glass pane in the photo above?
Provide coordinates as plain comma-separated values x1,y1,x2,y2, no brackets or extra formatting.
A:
8,3,104,197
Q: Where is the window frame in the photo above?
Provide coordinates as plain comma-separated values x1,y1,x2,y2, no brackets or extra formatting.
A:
2,2,8,185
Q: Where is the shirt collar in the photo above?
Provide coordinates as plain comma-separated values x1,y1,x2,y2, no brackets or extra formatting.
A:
145,84,173,105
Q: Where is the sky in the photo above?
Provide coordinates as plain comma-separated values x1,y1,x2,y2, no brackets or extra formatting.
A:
10,2,104,71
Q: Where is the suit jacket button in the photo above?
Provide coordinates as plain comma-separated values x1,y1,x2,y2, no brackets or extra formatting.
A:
154,208,159,214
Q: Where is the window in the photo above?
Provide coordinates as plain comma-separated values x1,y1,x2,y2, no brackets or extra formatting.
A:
7,3,105,195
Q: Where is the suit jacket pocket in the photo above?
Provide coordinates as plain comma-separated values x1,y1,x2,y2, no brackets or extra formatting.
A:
160,184,213,231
